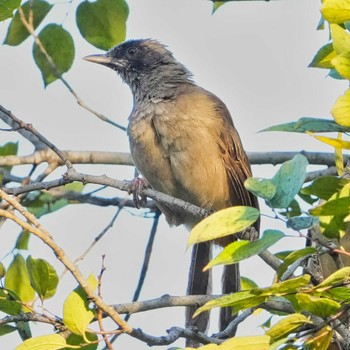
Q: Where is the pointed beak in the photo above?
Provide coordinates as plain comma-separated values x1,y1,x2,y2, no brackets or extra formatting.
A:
83,54,113,66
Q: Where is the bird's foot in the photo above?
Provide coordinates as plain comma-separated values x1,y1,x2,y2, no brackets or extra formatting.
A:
237,226,259,241
129,177,149,208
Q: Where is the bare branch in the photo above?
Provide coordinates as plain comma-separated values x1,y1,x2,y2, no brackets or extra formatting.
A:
113,294,218,315
0,150,133,167
1,106,73,170
0,148,342,169
15,10,125,131
130,326,222,346
128,211,161,310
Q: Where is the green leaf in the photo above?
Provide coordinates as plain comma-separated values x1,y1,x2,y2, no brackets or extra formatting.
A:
63,275,97,339
325,286,350,301
296,293,340,318
266,314,311,342
4,254,35,307
26,256,59,300
298,192,318,205
244,178,276,200
16,321,32,341
0,141,18,183
194,290,267,317
0,0,21,21
212,2,225,14
204,230,284,270
0,262,6,279
15,231,31,250
33,24,75,86
279,199,302,218
3,0,53,46
0,142,18,166
15,334,67,350
187,206,260,247
61,333,98,350
252,275,311,296
328,68,345,79
76,0,128,50
260,315,272,329
0,288,22,315
330,24,350,55
332,52,350,80
315,267,350,290
218,335,270,350
332,88,350,126
241,276,258,290
322,0,350,23
301,176,350,200
25,183,84,218
286,216,318,231
319,214,347,239
277,247,317,279
269,155,308,209
0,324,17,336
275,251,294,260
304,325,333,350
309,43,336,69
310,196,350,216
262,117,350,133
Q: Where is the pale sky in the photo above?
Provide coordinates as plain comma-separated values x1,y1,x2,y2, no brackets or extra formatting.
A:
0,0,347,349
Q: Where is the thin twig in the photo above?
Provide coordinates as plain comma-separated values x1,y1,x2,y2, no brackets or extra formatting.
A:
16,10,126,131
97,255,114,350
129,210,161,307
69,207,124,269
1,106,73,170
0,190,132,333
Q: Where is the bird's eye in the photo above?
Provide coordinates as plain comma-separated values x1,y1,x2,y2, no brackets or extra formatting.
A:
127,47,138,56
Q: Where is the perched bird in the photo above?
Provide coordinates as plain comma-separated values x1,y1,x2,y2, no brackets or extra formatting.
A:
84,39,259,345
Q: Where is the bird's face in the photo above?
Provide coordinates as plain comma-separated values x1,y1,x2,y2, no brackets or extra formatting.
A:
84,39,192,101
84,40,174,83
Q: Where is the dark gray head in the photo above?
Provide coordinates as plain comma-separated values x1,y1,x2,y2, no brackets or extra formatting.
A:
84,39,193,102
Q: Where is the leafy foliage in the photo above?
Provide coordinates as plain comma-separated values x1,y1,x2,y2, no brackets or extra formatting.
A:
32,24,75,86
3,0,52,46
76,0,128,50
2,0,128,84
1,0,350,349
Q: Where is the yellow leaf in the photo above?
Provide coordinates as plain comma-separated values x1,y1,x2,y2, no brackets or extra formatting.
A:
304,325,333,350
330,24,350,54
331,88,350,126
63,274,97,341
335,133,344,175
322,0,350,23
15,334,67,350
187,206,259,247
218,335,270,350
332,52,350,79
308,132,350,149
266,314,311,341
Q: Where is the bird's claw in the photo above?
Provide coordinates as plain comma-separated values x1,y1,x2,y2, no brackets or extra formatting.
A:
237,226,259,241
129,177,149,209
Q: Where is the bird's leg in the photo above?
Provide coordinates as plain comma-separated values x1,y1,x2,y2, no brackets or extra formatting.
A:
129,177,149,209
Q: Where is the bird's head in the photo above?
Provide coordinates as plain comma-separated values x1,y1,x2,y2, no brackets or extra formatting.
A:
84,39,193,101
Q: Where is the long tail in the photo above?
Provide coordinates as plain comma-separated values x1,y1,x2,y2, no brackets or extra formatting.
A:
220,263,240,332
185,242,212,348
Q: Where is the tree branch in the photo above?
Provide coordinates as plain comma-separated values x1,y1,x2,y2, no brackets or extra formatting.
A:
0,189,132,334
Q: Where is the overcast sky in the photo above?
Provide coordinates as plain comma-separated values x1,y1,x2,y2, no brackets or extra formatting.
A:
0,0,347,349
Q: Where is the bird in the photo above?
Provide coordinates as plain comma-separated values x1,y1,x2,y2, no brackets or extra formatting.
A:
84,39,259,346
